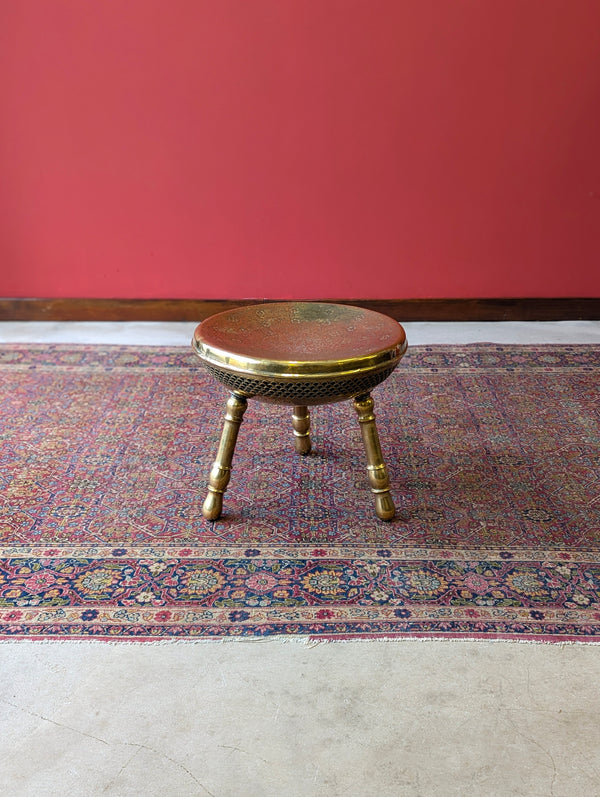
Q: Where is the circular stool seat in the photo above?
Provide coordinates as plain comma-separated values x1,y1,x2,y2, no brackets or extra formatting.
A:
192,302,407,522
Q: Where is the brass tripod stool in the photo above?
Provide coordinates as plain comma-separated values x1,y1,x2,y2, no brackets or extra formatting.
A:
192,302,407,522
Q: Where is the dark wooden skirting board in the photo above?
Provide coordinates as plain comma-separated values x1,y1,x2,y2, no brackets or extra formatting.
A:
1,297,599,322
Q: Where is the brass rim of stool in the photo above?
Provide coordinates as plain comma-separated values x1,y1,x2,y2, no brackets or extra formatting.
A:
192,339,407,380
192,302,407,380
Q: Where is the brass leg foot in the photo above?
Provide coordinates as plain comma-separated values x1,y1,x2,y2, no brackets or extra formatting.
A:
292,405,311,455
353,393,395,521
203,393,248,520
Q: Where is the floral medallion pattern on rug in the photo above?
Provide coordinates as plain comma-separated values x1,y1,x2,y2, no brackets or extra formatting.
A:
1,343,599,641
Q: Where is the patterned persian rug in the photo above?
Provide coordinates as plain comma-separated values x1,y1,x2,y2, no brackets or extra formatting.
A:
1,343,599,642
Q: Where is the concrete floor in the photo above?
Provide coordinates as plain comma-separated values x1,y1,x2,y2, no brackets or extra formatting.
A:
1,320,600,797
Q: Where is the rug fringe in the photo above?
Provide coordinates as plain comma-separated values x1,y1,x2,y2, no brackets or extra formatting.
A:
306,635,600,646
1,635,599,646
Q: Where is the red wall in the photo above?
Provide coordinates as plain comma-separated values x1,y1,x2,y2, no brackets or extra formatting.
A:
1,0,599,300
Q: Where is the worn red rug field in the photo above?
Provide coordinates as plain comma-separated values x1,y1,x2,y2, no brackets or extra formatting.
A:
1,343,599,641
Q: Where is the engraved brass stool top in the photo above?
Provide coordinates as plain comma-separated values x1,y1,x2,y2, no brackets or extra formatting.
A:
193,302,407,521
193,302,407,405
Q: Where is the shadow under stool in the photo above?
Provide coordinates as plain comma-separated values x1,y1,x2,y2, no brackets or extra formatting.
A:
192,302,407,521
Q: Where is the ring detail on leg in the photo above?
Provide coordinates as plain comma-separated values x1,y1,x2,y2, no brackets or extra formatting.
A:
202,392,248,521
292,405,311,455
353,393,395,521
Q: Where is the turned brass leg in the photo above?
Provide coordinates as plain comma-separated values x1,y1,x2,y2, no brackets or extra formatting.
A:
292,405,311,455
353,393,395,521
203,392,248,521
